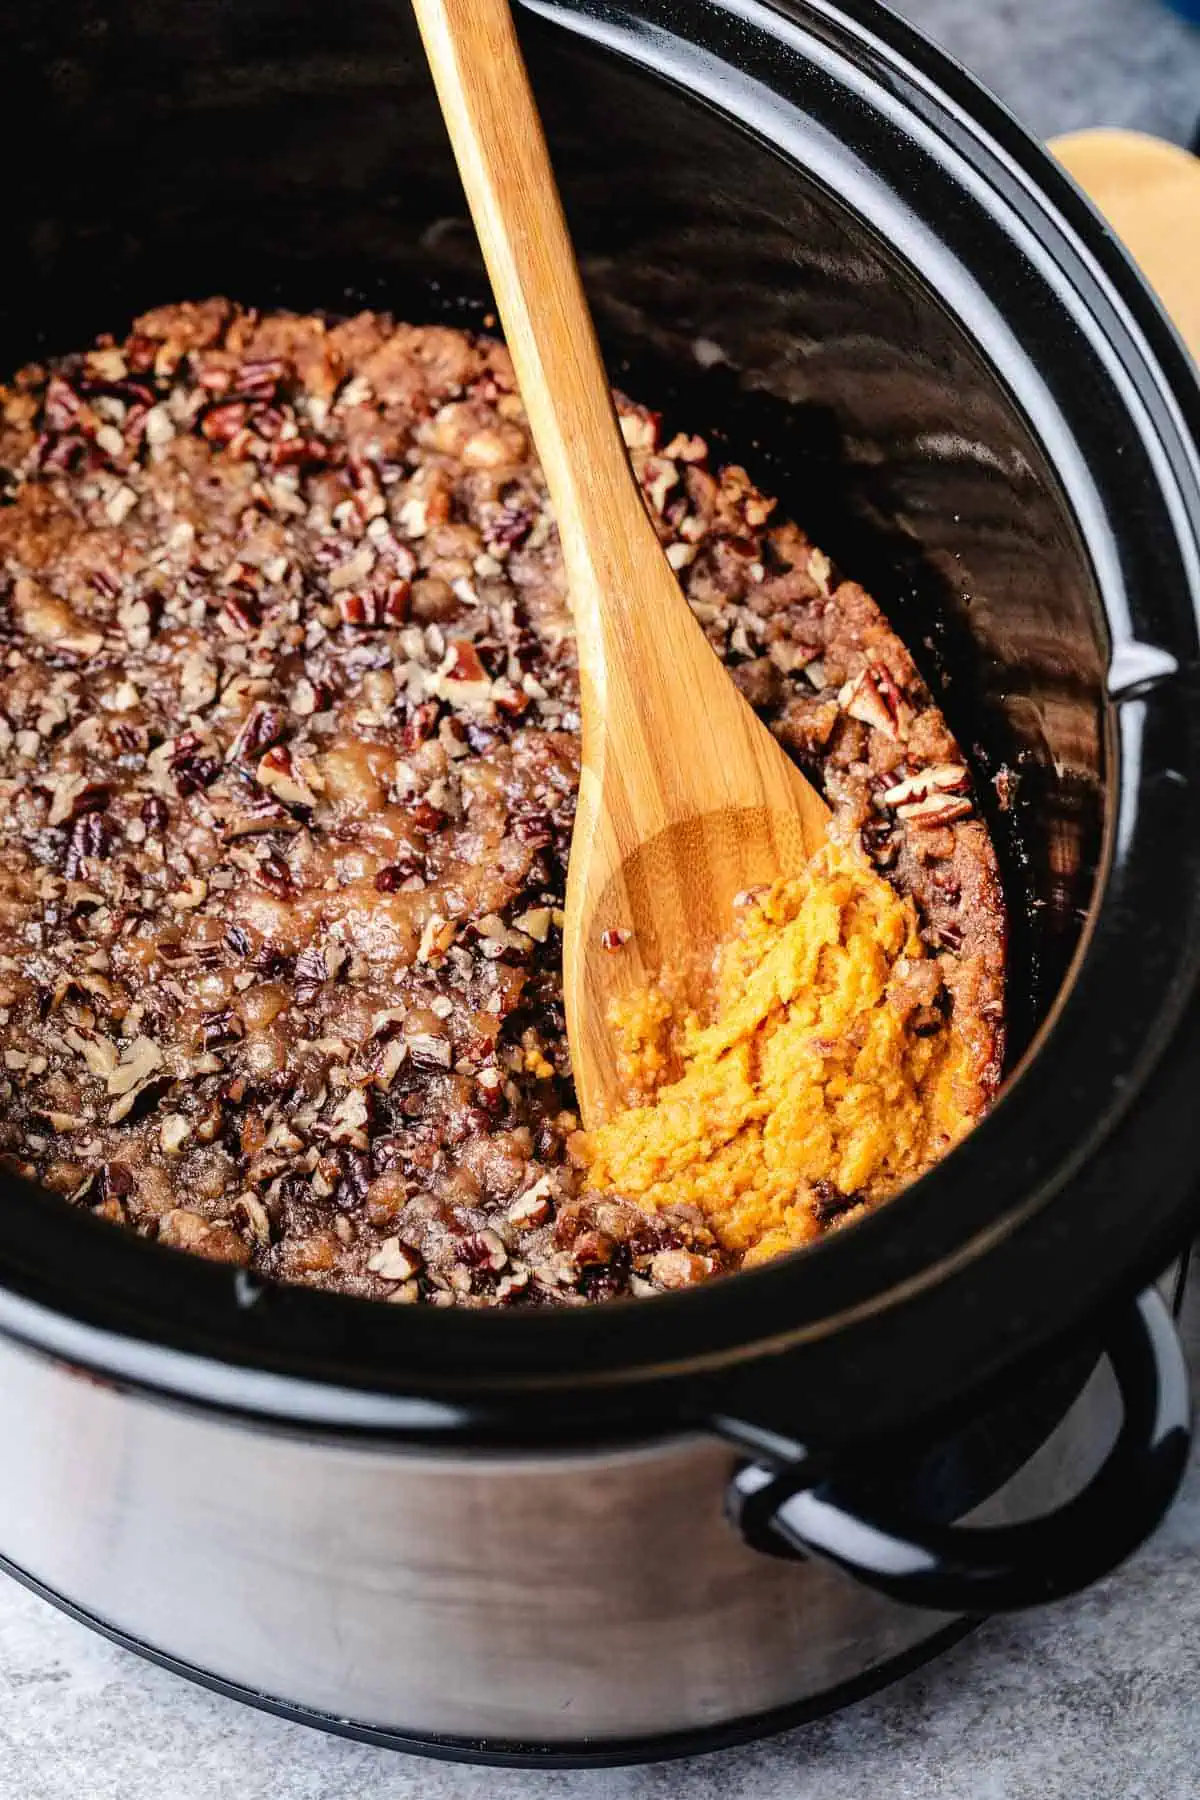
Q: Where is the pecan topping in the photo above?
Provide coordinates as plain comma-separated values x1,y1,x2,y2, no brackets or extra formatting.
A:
0,302,1002,1314
838,662,913,740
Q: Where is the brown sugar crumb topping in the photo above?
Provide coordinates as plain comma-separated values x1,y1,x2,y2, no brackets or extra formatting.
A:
0,300,1005,1307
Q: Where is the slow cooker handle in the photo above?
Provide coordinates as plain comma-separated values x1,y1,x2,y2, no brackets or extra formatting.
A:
722,1287,1190,1613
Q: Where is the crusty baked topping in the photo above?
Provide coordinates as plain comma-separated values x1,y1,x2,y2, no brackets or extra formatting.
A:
0,301,1004,1306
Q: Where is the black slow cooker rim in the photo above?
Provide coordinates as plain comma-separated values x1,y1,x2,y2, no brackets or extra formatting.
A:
0,0,1198,1451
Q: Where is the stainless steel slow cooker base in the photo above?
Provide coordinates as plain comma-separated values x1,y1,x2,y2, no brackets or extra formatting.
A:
0,1562,978,1771
0,1326,1122,1760
0,1551,975,1769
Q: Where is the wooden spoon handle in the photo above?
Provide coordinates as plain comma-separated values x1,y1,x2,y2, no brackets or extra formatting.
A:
411,0,661,642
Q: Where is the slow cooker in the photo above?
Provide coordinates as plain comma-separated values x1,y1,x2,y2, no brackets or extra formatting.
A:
0,0,1199,1767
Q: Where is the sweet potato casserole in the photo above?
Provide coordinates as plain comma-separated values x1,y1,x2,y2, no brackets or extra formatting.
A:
0,302,1005,1306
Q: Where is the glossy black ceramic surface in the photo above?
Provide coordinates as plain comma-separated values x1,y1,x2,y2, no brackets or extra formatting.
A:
0,0,1197,1457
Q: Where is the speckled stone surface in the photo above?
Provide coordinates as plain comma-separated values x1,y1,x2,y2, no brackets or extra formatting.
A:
892,0,1200,145
3,2,1200,1795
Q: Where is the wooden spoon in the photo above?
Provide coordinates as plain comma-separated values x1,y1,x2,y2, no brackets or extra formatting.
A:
412,0,829,1126
1050,129,1200,360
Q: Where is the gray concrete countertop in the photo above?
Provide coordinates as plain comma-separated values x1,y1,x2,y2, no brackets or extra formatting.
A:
3,2,1200,1795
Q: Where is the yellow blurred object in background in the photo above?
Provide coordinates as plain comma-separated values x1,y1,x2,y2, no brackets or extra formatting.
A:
1051,128,1200,361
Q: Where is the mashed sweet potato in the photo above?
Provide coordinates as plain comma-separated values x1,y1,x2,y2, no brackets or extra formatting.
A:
581,843,983,1264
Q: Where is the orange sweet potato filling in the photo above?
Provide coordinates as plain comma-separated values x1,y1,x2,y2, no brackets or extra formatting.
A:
581,843,982,1264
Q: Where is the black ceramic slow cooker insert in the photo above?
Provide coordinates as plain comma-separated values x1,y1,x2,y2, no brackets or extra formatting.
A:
0,0,1198,1764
